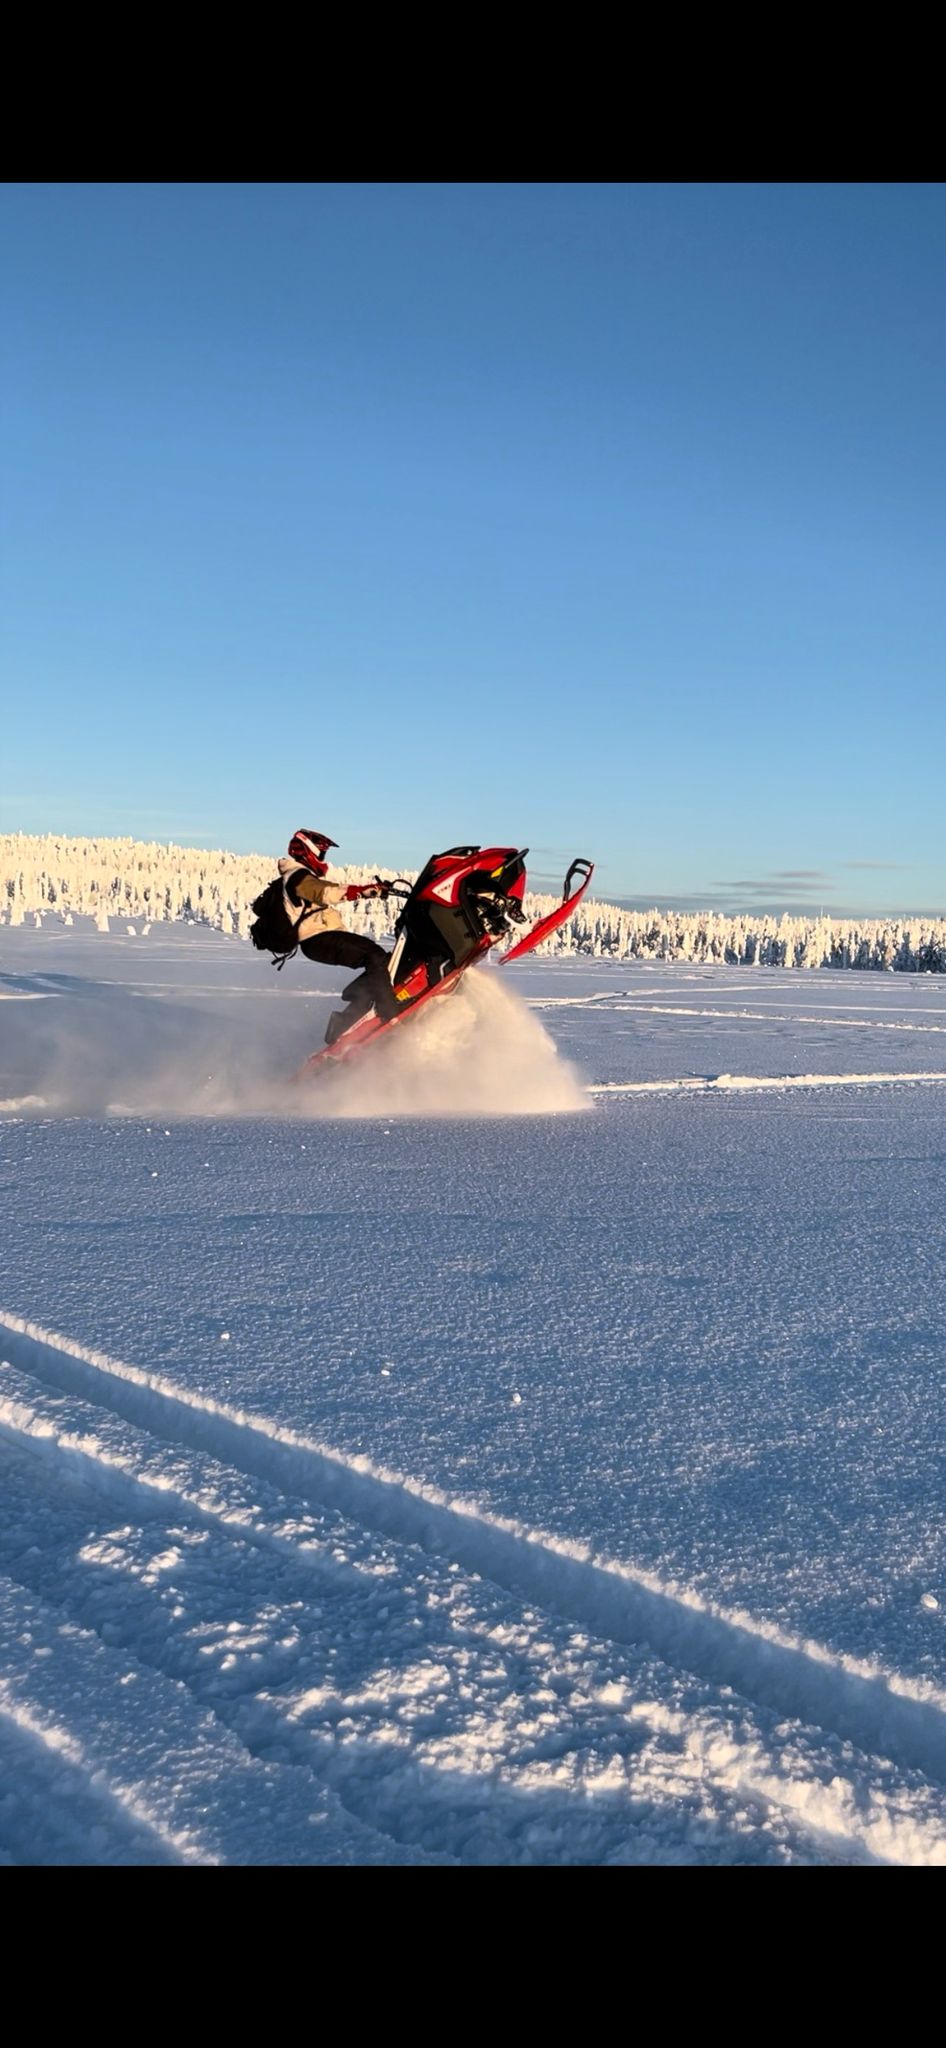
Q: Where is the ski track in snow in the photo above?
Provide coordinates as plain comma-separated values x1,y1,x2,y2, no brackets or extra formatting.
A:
2,1312,946,1866
590,1072,946,1096
529,997,946,1032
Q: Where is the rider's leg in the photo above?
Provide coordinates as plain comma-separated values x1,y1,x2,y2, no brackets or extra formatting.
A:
300,931,399,1028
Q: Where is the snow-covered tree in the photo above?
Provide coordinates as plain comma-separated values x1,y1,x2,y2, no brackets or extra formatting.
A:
1,833,944,972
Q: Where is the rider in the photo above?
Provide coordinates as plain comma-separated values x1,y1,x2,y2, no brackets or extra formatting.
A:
279,829,400,1039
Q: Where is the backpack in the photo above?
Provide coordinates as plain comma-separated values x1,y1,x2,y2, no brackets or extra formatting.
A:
249,878,299,968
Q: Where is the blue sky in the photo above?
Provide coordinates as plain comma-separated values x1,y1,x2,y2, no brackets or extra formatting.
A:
2,183,943,913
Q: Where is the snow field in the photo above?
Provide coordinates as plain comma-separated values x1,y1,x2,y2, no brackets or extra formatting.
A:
2,927,946,1862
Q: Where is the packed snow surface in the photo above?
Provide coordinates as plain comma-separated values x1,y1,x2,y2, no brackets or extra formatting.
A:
2,922,946,1865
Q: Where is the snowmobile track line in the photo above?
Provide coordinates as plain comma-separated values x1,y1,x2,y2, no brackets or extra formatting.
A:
4,1308,946,1800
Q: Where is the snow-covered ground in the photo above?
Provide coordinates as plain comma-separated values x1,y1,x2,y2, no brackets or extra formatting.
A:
2,921,946,1864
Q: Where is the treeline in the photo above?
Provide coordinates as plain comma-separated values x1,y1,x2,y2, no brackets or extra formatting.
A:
2,833,945,971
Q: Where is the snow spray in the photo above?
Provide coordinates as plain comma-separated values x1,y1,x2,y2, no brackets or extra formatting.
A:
308,969,587,1119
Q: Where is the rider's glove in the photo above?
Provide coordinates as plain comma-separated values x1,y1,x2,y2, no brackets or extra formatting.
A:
345,878,392,902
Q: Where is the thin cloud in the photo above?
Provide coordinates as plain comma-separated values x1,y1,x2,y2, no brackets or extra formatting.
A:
842,860,912,872
716,877,828,895
599,866,935,921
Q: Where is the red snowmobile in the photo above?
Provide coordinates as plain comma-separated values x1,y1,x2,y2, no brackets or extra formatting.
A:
297,845,593,1077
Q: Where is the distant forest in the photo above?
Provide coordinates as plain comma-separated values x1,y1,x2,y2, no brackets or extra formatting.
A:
3,834,945,972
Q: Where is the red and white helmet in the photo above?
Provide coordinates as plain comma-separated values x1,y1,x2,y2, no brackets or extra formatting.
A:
288,828,338,876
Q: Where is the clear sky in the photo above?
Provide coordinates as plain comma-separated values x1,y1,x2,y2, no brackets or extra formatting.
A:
2,183,943,914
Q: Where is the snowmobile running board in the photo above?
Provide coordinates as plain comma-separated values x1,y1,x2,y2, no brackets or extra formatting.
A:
296,854,594,1078
296,945,490,1075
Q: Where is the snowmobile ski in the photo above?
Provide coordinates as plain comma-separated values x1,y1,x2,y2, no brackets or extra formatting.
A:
498,858,595,966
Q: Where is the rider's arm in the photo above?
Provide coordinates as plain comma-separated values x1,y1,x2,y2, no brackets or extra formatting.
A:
289,870,388,909
288,871,347,909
